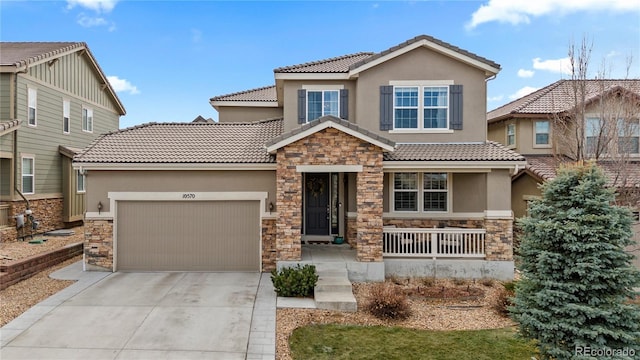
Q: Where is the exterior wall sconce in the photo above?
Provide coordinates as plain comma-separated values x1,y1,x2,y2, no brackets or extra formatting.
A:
268,202,274,213
97,201,103,214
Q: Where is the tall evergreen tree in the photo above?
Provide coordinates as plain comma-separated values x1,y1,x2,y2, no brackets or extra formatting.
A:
511,163,640,359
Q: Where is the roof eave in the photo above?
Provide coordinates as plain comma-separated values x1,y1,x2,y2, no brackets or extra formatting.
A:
73,162,278,171
209,100,279,110
273,73,350,80
383,160,527,170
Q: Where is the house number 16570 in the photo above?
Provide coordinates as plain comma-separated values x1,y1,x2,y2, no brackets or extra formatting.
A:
182,193,196,199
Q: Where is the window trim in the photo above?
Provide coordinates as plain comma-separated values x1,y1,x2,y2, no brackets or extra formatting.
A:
76,170,86,193
392,173,419,213
533,120,551,148
27,87,37,127
82,106,93,133
506,123,516,147
63,99,70,134
21,156,35,195
390,82,452,132
391,172,450,213
616,118,640,155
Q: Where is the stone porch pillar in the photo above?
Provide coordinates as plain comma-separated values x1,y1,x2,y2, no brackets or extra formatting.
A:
275,150,302,261
355,163,384,262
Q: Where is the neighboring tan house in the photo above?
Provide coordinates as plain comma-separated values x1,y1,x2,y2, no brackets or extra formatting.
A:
487,79,640,219
74,35,525,280
0,42,125,241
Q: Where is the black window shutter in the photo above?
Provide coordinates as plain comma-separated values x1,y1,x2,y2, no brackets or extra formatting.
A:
298,89,306,124
380,85,393,130
340,89,349,120
449,84,463,130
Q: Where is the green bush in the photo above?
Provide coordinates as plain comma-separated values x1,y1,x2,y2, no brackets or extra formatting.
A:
365,282,411,320
271,264,319,297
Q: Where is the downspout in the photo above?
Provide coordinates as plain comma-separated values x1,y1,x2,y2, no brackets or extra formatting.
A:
15,187,30,211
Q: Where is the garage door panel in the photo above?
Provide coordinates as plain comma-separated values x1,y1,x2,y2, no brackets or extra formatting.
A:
117,201,260,271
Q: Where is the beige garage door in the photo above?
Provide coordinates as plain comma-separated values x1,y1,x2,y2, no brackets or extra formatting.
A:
116,200,260,271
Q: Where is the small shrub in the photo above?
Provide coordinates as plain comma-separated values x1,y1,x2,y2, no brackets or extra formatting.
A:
387,274,404,285
480,278,494,287
271,264,319,297
493,282,516,317
365,282,412,320
420,277,436,287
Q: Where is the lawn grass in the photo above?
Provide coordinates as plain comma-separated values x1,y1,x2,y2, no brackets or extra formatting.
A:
289,325,537,360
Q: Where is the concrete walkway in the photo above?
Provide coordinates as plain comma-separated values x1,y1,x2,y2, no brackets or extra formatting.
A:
0,262,275,360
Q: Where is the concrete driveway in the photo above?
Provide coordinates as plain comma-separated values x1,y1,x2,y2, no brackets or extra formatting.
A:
0,263,276,360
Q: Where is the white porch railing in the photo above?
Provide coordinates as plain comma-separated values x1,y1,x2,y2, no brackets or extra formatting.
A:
383,227,486,258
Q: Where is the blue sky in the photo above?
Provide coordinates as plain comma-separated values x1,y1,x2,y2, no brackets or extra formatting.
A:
2,0,639,128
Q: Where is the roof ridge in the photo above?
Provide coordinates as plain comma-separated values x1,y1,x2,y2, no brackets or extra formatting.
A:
4,42,85,67
274,52,374,72
210,84,275,101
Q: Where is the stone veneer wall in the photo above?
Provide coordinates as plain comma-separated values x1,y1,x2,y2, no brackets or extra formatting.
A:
261,218,277,271
0,198,64,242
484,218,513,261
276,127,384,262
84,219,114,270
345,216,357,247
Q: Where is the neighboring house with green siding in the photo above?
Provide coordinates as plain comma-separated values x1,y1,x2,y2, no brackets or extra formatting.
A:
0,42,125,241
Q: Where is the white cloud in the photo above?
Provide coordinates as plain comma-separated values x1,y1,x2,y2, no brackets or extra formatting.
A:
466,0,639,29
487,95,504,102
606,50,620,58
107,76,139,95
517,69,535,78
509,86,539,99
67,0,118,13
532,57,572,75
77,14,107,27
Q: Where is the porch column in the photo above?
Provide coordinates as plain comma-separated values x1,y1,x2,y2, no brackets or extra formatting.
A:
355,164,383,262
275,149,302,261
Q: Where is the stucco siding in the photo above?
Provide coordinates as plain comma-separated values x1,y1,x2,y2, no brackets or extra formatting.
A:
486,169,512,210
355,46,488,143
512,173,541,219
217,106,283,123
452,173,487,212
86,170,277,213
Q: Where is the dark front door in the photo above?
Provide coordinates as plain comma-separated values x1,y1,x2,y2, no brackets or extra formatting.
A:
305,173,330,235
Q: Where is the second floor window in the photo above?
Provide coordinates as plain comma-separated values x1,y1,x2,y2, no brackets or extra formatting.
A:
63,100,70,134
82,107,93,132
307,90,339,121
28,88,37,126
617,118,640,154
587,117,640,155
534,120,550,146
507,123,516,146
394,86,448,130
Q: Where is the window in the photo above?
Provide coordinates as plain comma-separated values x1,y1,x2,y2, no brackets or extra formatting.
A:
534,120,550,146
394,86,448,130
617,118,640,154
585,117,602,154
28,88,37,126
63,100,70,134
76,170,85,193
393,172,448,212
82,107,93,132
21,157,34,194
423,173,448,212
307,90,339,121
506,123,516,146
393,173,418,211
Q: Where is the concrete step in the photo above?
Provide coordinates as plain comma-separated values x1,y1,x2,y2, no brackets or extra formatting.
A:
315,276,353,293
313,262,348,274
314,290,357,312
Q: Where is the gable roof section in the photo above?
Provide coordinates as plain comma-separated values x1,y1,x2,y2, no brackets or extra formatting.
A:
488,79,640,123
0,42,126,115
209,85,278,109
349,35,500,77
274,52,374,74
385,142,525,162
265,115,395,154
74,118,284,167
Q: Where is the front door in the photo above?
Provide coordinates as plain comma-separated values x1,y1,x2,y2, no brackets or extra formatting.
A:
304,173,330,235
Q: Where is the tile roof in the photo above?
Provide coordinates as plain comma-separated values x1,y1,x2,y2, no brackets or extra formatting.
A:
210,85,277,102
265,115,395,150
274,52,374,73
488,79,640,122
74,118,284,164
521,155,640,188
0,42,83,66
349,34,501,71
385,141,525,162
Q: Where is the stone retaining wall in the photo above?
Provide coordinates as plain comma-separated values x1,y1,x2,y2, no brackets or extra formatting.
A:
0,198,65,242
0,242,83,290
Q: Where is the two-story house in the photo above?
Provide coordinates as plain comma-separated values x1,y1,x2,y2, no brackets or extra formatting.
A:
0,42,125,241
74,35,525,280
488,79,640,218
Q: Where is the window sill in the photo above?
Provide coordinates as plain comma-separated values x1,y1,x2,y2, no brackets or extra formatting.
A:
532,144,552,149
389,129,454,134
